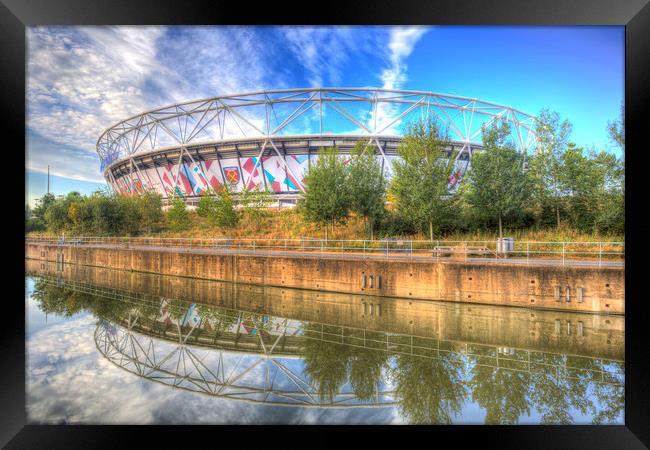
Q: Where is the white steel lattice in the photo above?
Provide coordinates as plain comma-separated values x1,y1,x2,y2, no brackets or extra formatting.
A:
96,88,540,198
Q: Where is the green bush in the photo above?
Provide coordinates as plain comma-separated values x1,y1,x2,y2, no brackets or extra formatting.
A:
166,196,190,232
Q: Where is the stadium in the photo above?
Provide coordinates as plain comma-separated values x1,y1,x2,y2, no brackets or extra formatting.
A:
96,88,541,207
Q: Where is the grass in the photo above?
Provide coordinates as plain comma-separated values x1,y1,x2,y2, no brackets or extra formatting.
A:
27,208,624,243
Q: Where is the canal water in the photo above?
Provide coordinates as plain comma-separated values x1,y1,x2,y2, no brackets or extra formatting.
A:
25,260,624,425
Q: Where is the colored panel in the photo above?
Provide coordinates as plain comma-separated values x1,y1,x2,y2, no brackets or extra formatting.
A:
240,156,265,191
203,159,224,192
285,155,309,192
142,167,165,196
159,163,184,198
262,155,286,193
181,160,209,196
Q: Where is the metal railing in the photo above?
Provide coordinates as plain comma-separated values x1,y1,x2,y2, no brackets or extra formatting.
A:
26,236,625,266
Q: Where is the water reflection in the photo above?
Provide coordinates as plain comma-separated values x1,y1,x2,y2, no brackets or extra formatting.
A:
25,262,624,424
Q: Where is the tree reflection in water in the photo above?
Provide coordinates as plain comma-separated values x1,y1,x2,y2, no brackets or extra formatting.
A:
469,359,531,424
390,352,466,424
29,276,624,424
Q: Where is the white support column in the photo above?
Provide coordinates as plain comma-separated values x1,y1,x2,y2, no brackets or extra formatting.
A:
243,140,268,190
171,148,185,197
183,148,210,194
131,158,149,192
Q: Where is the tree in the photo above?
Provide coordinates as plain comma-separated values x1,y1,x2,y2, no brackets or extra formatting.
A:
197,187,238,228
607,104,624,151
137,191,163,234
528,109,573,228
301,324,354,402
196,191,217,222
213,187,238,228
239,183,274,222
348,344,388,400
468,357,531,424
90,191,123,235
44,199,70,233
347,141,387,239
551,144,624,234
67,196,94,235
116,194,141,235
391,352,467,424
465,122,532,239
299,147,350,240
166,196,190,232
389,119,458,240
32,193,56,222
25,204,46,232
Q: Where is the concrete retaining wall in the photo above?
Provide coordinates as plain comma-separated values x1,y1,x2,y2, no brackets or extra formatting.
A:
25,242,624,314
25,259,625,361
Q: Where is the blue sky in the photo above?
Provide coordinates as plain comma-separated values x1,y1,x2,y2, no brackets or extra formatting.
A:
25,26,624,206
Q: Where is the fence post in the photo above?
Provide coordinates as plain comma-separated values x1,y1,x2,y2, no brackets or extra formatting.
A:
599,242,602,267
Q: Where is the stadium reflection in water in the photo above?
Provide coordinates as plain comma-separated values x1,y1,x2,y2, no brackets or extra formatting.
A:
25,261,624,424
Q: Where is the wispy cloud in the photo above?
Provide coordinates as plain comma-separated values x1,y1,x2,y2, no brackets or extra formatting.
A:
279,26,383,88
380,26,429,90
25,26,428,186
368,26,429,135
26,313,403,424
26,26,275,182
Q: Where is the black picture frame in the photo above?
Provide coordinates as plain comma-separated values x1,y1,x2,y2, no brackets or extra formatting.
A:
5,0,649,447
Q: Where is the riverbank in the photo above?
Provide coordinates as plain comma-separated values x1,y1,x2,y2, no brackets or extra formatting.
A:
26,240,624,314
26,259,624,361
26,208,624,242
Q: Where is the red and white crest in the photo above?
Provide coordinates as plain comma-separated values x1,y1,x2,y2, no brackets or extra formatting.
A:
223,167,240,184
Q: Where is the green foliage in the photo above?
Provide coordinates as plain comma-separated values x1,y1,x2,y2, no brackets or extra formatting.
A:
196,188,238,228
299,147,350,238
464,122,533,238
196,192,217,219
469,361,531,424
528,109,573,228
37,188,164,236
558,145,624,233
347,142,387,239
90,192,124,235
214,188,238,228
240,183,274,221
166,196,190,232
25,204,46,232
389,119,459,240
607,104,624,150
392,353,466,424
32,193,55,222
44,199,71,233
137,191,163,233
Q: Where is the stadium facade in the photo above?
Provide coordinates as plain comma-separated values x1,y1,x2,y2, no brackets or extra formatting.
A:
96,88,540,206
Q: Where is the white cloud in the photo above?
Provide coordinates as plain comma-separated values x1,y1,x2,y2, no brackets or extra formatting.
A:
374,26,429,134
27,27,167,151
26,26,276,183
25,26,428,186
26,314,403,424
280,26,381,88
